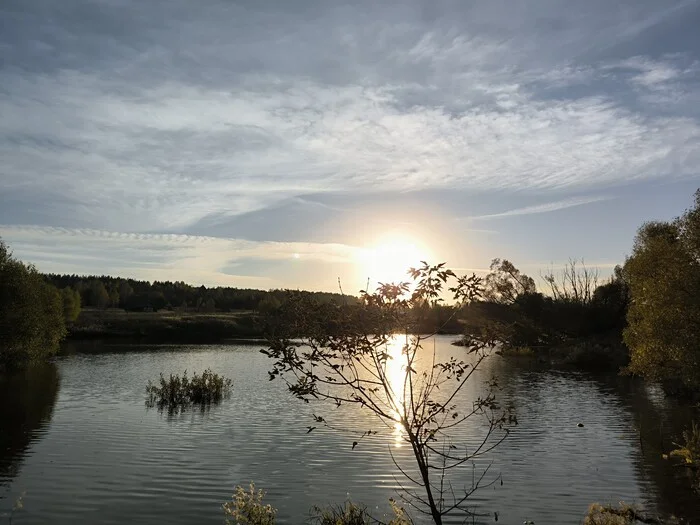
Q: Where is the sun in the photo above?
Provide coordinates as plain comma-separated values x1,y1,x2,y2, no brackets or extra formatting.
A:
359,235,431,285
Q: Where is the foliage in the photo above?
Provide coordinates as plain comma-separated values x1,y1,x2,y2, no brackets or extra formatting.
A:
43,272,353,312
669,421,700,465
223,483,276,525
483,258,536,305
582,503,666,525
310,502,375,525
60,287,81,321
310,500,411,525
0,239,67,370
460,258,629,368
145,368,232,413
623,192,700,390
263,262,510,524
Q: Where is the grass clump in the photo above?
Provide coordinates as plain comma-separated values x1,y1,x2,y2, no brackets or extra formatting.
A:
310,502,375,525
670,421,700,465
583,503,667,524
223,483,276,525
222,485,411,525
310,500,410,525
146,368,232,413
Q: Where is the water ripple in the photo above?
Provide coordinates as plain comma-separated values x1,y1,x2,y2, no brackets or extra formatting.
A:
1,339,698,524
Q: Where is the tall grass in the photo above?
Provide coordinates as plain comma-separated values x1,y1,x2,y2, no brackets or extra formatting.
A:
146,368,232,412
222,486,411,525
223,483,276,525
670,421,700,465
582,503,668,524
310,502,375,525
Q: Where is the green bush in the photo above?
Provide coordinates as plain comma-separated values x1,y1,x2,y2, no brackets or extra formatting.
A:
0,239,66,370
145,368,232,413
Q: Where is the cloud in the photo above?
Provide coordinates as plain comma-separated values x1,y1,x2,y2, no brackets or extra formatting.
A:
465,195,612,221
0,0,699,240
0,225,364,289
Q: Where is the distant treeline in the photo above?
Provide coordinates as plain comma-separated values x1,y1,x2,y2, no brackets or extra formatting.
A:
458,258,629,370
42,274,354,313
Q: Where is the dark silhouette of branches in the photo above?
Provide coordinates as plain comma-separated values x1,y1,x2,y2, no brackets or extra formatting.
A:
262,262,511,524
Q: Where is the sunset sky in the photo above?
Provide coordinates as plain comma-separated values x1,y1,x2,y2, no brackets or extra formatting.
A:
1,0,699,292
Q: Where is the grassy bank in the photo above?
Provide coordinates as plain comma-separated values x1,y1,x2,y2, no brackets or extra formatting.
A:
67,308,264,343
476,336,630,373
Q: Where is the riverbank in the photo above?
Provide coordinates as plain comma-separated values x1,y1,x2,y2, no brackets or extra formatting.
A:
66,308,265,343
454,335,629,373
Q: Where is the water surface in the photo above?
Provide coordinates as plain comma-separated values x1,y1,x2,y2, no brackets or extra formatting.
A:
1,337,698,524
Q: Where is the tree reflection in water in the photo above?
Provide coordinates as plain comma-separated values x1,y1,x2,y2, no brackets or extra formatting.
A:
0,363,60,486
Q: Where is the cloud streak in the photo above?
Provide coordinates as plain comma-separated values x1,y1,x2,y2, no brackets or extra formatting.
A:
466,195,613,221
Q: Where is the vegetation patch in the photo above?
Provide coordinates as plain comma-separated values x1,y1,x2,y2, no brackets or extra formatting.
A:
310,501,410,525
583,502,669,524
146,368,232,413
223,483,277,525
223,484,410,525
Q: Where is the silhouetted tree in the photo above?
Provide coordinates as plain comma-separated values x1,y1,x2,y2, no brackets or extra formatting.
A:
542,258,599,305
483,258,536,305
263,263,510,524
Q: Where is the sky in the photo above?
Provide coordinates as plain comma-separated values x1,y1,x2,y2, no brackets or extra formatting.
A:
1,0,699,293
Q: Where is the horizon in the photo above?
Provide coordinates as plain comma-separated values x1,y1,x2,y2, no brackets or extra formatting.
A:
2,0,699,293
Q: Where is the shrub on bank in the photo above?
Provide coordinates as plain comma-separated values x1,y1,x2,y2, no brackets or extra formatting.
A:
582,502,670,524
1,239,66,370
223,485,410,525
223,484,277,525
145,368,232,412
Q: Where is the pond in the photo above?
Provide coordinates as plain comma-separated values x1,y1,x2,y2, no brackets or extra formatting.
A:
1,337,699,524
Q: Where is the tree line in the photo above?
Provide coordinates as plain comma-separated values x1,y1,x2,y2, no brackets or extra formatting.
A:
42,273,350,313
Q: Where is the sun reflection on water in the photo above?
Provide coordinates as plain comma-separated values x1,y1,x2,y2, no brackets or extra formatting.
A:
385,336,408,447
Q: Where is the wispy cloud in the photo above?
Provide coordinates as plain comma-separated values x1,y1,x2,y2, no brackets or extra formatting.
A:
465,196,613,221
1,1,699,237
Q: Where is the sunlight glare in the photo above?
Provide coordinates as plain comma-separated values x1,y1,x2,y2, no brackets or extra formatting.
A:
360,235,431,285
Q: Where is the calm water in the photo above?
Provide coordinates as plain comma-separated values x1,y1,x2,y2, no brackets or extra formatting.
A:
1,337,699,524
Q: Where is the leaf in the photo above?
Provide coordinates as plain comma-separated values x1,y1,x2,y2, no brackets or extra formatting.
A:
306,426,316,433
352,441,358,450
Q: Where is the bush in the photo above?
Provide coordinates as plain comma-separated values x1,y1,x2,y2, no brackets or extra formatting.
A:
145,368,232,413
583,503,667,524
223,483,276,525
311,501,410,525
0,239,66,370
311,502,375,525
670,421,700,465
222,485,410,525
